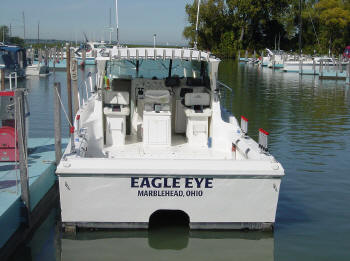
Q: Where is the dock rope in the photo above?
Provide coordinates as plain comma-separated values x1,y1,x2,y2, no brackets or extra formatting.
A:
54,85,73,127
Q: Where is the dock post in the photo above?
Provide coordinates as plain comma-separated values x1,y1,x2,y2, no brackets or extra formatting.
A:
54,82,62,165
320,60,323,78
38,49,42,64
245,50,248,62
66,43,73,129
71,59,79,115
15,88,31,225
347,63,350,84
82,48,86,66
0,68,5,90
238,50,240,61
313,59,316,75
44,48,48,67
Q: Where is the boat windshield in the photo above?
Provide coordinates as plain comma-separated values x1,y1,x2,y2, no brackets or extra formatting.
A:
106,59,208,79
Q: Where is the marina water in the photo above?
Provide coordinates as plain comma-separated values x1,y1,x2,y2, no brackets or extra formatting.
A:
11,60,350,260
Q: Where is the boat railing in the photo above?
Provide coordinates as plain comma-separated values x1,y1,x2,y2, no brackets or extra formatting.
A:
217,80,233,121
8,72,18,90
77,72,95,110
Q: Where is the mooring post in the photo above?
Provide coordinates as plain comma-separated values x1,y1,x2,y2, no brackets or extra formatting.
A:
44,48,48,67
15,88,31,225
71,59,79,115
54,82,62,165
31,49,34,65
347,63,350,84
245,50,248,61
313,59,316,75
53,47,56,73
38,49,42,64
340,55,343,73
320,60,323,78
66,43,73,129
82,48,86,66
0,68,5,90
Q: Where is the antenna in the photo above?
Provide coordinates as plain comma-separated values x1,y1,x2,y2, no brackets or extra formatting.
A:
22,11,25,41
37,21,40,45
194,0,201,49
109,7,112,43
116,0,119,45
83,32,89,43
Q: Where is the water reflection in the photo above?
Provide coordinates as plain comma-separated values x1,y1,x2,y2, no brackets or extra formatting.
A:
60,227,274,261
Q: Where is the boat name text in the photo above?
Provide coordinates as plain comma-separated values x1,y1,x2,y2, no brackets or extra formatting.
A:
131,177,213,189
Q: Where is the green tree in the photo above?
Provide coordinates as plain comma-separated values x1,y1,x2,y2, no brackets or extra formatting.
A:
315,0,350,53
0,25,10,42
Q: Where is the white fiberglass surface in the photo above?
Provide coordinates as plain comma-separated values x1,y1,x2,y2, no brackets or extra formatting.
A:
103,134,228,160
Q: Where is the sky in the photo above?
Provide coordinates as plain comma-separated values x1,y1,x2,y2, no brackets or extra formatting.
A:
0,0,194,45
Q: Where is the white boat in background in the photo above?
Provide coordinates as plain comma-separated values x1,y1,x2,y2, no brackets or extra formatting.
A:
283,57,348,73
56,47,284,230
74,41,115,65
25,62,50,76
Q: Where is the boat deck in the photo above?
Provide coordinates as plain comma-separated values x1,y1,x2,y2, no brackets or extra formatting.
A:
103,134,229,160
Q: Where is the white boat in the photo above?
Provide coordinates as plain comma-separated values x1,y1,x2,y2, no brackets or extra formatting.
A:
283,57,347,73
74,41,115,65
56,47,284,230
259,49,285,68
25,62,50,76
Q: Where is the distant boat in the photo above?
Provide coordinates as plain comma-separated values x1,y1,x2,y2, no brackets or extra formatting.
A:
25,63,50,76
283,56,348,73
0,44,27,79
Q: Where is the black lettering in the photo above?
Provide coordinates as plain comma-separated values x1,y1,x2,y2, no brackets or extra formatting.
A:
164,178,171,188
173,178,180,188
185,178,193,188
140,178,150,188
205,178,213,188
131,177,139,188
194,178,204,188
151,177,162,188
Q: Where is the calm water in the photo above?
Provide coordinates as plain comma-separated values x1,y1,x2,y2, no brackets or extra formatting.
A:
10,61,350,260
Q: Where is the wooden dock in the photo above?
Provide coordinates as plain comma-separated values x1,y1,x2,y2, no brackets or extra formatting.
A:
0,138,67,261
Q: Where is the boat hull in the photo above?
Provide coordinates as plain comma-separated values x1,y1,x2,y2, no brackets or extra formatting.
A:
58,174,281,230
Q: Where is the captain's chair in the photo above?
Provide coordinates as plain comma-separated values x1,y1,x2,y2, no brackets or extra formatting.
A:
184,93,212,147
104,91,130,147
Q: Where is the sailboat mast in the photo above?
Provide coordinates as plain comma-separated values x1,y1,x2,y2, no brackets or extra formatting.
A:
109,7,112,44
37,21,40,45
299,0,302,56
194,0,201,49
22,11,26,42
116,0,119,45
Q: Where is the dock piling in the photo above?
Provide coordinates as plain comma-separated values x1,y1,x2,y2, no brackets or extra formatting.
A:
54,83,62,165
15,89,31,225
66,43,73,129
71,59,79,115
0,69,5,90
82,48,86,66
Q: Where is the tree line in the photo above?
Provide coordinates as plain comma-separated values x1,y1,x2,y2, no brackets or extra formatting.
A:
183,0,350,58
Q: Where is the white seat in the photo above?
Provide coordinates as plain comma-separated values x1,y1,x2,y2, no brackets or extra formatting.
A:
104,91,130,147
184,92,212,147
184,92,210,107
